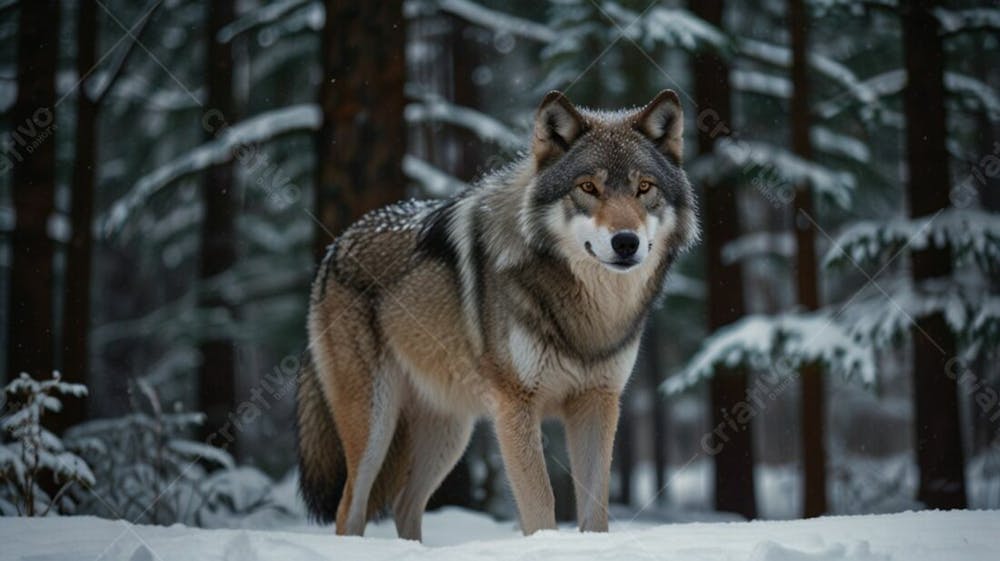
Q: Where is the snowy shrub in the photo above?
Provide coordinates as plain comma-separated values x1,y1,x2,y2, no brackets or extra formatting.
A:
0,372,93,516
66,379,291,526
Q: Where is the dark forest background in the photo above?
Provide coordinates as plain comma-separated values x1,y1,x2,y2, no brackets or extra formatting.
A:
1,0,999,524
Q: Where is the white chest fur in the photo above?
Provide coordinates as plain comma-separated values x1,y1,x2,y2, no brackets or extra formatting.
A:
506,321,639,398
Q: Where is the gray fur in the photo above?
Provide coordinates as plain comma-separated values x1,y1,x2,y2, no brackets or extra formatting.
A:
297,90,699,538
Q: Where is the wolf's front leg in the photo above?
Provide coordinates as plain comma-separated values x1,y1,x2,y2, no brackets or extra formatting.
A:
494,396,557,535
563,389,619,532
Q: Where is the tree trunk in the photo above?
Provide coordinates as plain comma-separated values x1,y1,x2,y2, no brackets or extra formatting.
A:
690,0,758,520
56,0,98,432
314,0,407,260
788,0,827,518
447,13,482,183
198,0,237,443
6,0,60,383
900,0,967,510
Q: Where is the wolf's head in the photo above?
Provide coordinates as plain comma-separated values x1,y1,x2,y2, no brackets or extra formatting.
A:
522,90,698,273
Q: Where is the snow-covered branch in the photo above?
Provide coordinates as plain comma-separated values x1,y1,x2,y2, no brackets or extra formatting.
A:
840,278,994,349
662,312,876,395
723,232,796,265
405,92,523,150
936,7,1000,37
436,0,556,43
691,138,856,208
403,155,469,197
216,0,314,44
1,373,93,516
89,0,164,104
812,126,871,163
824,209,1000,273
740,39,879,107
816,69,1000,121
732,69,792,99
101,104,321,237
607,3,731,52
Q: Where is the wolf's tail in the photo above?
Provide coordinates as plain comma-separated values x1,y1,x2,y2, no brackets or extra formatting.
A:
295,352,411,525
296,353,345,523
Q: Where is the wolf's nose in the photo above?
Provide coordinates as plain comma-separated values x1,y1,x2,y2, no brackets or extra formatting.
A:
611,232,640,258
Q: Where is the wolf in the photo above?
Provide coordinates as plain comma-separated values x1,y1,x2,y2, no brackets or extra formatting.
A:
296,90,699,540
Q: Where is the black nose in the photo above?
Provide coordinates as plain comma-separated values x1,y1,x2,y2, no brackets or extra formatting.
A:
611,232,640,258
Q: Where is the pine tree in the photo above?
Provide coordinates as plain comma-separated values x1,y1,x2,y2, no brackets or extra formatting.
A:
900,0,967,510
314,0,408,259
197,0,238,443
690,0,758,520
788,0,827,518
6,0,60,384
60,0,162,433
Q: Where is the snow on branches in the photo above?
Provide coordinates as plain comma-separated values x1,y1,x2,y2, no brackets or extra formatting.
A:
824,208,1000,275
65,380,289,526
662,313,876,395
689,138,856,208
100,104,321,238
0,372,92,516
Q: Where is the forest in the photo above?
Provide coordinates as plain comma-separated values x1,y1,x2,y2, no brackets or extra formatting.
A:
1,0,1000,558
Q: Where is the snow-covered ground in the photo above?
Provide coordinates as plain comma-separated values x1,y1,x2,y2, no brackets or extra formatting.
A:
3,508,998,561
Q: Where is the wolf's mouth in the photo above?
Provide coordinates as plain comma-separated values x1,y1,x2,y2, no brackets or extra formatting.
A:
606,260,639,271
584,242,639,271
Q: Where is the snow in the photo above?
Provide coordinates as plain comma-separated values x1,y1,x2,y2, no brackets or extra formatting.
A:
738,38,878,108
935,7,1000,36
403,155,469,197
946,72,1000,121
608,3,730,52
815,69,1000,121
2,509,998,560
437,0,557,44
812,127,871,163
663,313,876,395
838,278,989,348
825,209,1000,272
661,272,705,300
405,92,523,150
696,138,856,209
809,53,877,106
723,231,796,265
739,38,791,67
732,69,793,99
216,0,312,44
100,104,321,237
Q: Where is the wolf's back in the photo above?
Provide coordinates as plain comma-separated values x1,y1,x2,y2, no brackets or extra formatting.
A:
315,199,445,298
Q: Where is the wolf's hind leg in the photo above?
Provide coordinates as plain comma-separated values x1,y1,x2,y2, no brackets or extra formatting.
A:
393,410,474,541
334,364,402,536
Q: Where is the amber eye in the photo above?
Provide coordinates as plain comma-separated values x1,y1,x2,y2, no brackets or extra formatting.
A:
637,180,655,195
577,181,598,196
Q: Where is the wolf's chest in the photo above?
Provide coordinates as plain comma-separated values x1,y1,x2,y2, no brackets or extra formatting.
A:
505,322,639,398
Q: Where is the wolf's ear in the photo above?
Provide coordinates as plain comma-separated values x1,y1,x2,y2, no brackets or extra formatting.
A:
635,90,684,163
533,91,586,166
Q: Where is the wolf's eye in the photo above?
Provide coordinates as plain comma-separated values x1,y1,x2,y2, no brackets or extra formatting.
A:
638,180,655,196
577,181,598,196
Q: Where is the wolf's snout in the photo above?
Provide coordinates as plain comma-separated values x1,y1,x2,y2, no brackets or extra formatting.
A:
611,232,640,258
